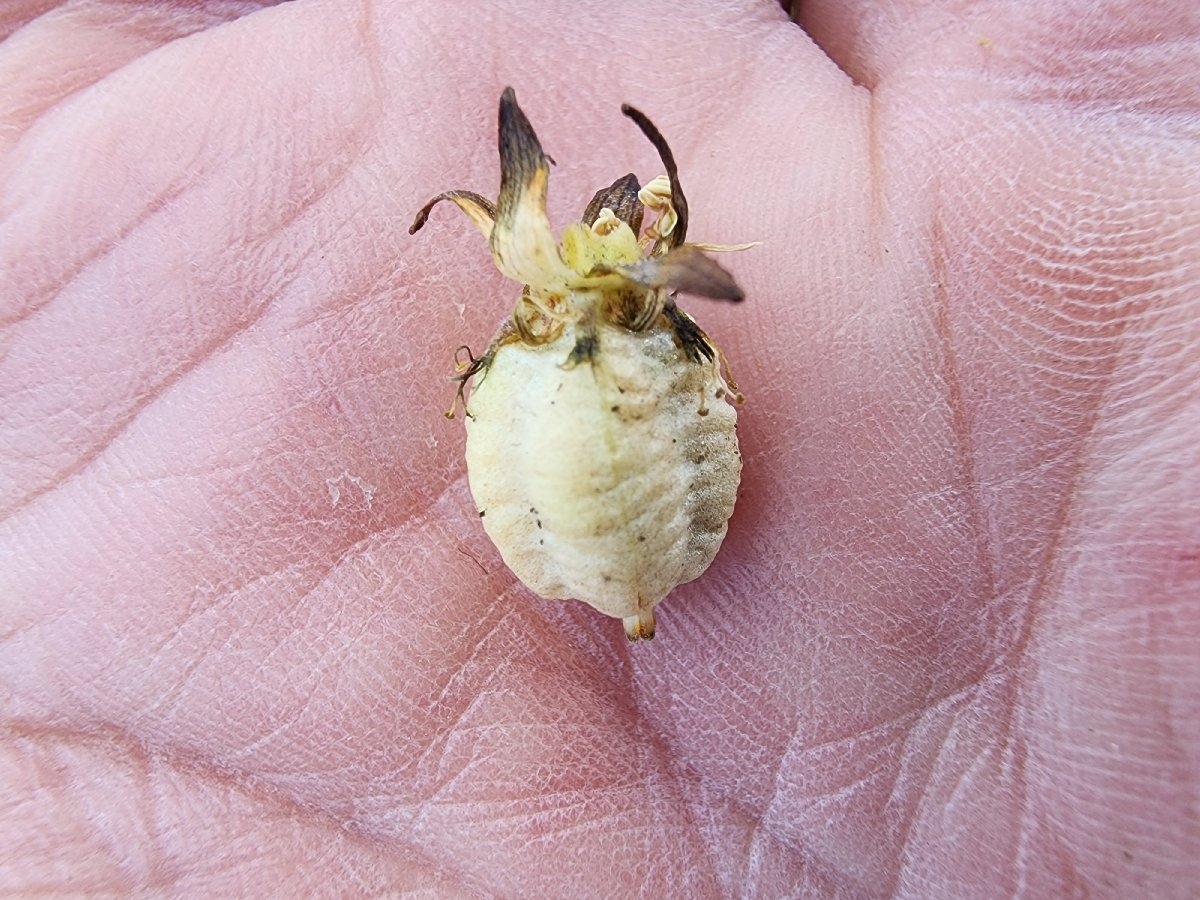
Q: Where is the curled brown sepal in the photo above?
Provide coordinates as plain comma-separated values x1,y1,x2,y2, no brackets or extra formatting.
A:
409,191,497,238
595,244,744,302
621,104,688,249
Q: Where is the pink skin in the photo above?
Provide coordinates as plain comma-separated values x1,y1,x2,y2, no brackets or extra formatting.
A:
2,0,1197,895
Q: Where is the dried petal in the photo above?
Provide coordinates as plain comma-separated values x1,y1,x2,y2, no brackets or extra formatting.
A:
561,218,642,277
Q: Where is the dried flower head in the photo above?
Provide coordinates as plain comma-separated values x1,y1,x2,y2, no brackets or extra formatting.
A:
411,88,752,640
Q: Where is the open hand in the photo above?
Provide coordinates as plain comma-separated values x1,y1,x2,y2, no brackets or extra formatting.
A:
3,1,1197,894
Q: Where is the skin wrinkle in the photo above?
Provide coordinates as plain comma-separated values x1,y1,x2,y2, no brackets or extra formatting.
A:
230,613,368,768
355,0,386,108
372,593,692,840
510,647,874,894
733,652,987,773
108,733,170,891
42,712,363,863
623,657,721,889
939,737,1000,823
740,689,813,883
998,255,1155,884
1,39,380,516
865,85,886,256
3,243,274,521
794,689,962,891
412,599,518,723
399,615,523,799
0,597,74,646
132,619,232,731
0,4,262,157
0,4,60,42
223,685,320,769
531,805,661,843
640,748,723,892
448,628,796,888
928,211,1000,646
733,792,845,896
56,474,480,772
1146,629,1197,802
222,491,499,749
1001,725,1037,896
1,33,316,323
403,773,691,894
284,219,404,336
409,736,622,821
127,496,343,649
889,692,993,895
653,700,841,888
0,180,191,329
2,724,488,898
953,166,1153,819
137,551,272,682
3,311,460,642
531,629,735,885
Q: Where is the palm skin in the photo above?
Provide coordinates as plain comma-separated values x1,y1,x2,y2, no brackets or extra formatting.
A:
2,1,1197,896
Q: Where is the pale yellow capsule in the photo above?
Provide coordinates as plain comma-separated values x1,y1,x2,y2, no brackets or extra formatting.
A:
411,89,751,640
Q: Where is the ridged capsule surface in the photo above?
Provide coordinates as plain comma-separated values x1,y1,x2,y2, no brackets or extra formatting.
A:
466,324,740,628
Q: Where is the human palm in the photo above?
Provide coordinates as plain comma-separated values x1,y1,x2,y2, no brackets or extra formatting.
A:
3,1,1197,895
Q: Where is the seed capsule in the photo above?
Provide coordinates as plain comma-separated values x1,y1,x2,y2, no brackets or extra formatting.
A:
411,88,751,640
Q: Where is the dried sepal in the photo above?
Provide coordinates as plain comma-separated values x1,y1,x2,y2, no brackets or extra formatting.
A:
490,88,577,294
512,291,562,345
411,88,749,321
592,244,744,302
410,191,496,239
446,344,487,420
662,302,716,364
445,320,522,420
621,104,689,250
582,173,645,236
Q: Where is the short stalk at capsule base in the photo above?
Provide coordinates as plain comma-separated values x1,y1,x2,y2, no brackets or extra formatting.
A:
623,609,657,641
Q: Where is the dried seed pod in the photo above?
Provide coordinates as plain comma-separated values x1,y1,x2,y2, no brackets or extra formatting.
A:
411,88,752,640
